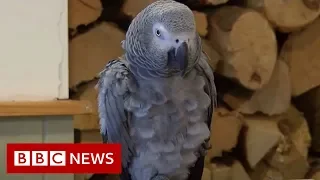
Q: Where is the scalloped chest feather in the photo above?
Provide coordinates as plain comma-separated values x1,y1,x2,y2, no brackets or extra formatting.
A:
123,69,211,180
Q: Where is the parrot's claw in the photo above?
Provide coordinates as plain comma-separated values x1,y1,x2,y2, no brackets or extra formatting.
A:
121,40,125,49
151,175,170,180
199,147,207,156
199,141,212,156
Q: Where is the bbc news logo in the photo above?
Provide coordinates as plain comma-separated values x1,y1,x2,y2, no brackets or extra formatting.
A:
14,151,114,166
6,143,121,173
14,151,67,166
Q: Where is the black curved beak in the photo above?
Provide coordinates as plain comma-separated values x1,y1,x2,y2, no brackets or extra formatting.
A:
167,42,189,76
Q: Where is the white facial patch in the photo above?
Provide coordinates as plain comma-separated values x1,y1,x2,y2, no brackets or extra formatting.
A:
152,23,173,50
152,23,196,52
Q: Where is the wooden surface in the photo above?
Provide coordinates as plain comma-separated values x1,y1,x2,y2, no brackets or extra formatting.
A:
0,100,93,117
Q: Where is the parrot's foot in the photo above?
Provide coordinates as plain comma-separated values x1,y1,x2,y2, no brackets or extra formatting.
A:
151,175,170,180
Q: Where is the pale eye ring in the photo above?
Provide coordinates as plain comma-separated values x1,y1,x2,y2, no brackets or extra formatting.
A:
155,29,161,37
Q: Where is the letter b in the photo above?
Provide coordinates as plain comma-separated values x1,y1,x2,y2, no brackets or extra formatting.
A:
14,151,30,166
32,151,48,166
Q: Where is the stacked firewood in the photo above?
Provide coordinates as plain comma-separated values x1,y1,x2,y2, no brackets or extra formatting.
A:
198,0,320,179
68,0,320,179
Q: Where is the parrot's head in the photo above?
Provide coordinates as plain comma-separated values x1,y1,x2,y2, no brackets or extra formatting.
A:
123,0,201,77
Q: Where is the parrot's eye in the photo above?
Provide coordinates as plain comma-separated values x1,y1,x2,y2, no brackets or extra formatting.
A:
155,29,161,37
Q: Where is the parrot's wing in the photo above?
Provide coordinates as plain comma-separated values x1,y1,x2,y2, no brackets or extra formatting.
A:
198,51,217,124
96,58,136,169
196,51,217,151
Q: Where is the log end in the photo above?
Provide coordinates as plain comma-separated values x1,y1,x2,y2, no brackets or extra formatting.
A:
229,11,277,90
208,108,244,158
263,0,320,32
209,7,277,90
240,60,291,115
280,18,320,96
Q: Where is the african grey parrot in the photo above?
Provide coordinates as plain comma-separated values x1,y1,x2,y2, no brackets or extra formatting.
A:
96,1,216,180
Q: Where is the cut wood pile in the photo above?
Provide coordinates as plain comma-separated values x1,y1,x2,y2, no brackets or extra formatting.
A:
69,0,320,179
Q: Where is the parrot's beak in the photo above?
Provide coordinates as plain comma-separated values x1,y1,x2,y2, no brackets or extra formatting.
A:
175,41,189,75
167,41,189,76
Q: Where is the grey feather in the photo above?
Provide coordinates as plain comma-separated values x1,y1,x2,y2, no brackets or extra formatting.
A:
151,175,170,180
97,58,136,168
97,55,216,180
195,51,217,156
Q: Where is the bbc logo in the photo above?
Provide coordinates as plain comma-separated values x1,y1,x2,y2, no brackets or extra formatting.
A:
14,151,66,166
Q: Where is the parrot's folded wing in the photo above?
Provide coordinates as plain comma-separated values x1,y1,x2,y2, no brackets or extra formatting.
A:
195,51,217,153
96,58,136,168
197,51,217,125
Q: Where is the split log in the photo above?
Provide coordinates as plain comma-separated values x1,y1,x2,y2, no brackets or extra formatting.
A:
280,18,320,96
239,60,291,115
277,105,312,158
72,80,100,130
293,86,320,152
69,0,101,28
222,60,291,115
242,115,282,168
208,6,277,90
250,106,311,179
249,161,283,180
194,11,208,37
265,146,309,179
230,160,251,180
222,85,252,110
211,163,232,180
69,22,125,87
204,156,212,169
123,0,151,16
202,39,221,71
201,167,212,180
208,108,244,158
211,160,251,180
244,0,320,32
